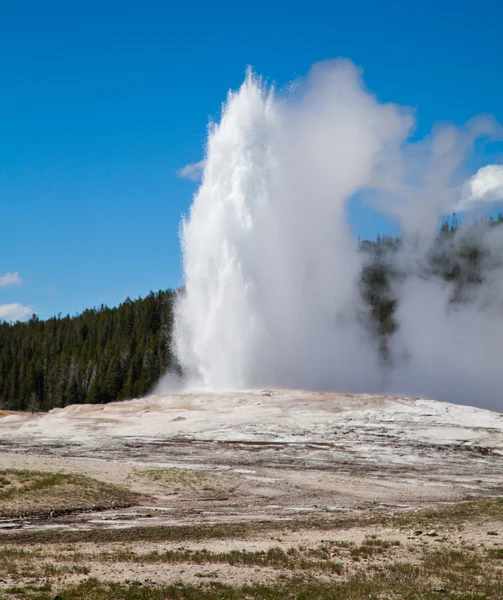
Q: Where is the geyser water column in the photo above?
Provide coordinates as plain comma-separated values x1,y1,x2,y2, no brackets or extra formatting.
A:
174,61,413,391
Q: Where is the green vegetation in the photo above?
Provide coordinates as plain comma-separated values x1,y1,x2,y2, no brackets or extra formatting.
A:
348,536,401,560
389,496,503,528
50,545,345,574
0,290,177,410
1,542,503,600
0,496,501,599
0,469,141,518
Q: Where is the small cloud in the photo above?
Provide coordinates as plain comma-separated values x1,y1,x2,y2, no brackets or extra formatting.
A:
0,272,22,287
0,303,33,322
178,160,205,182
456,164,503,211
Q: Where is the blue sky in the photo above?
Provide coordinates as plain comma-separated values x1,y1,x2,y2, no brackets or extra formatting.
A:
1,0,503,320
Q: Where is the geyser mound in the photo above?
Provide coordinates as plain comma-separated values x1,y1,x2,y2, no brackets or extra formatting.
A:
170,61,503,411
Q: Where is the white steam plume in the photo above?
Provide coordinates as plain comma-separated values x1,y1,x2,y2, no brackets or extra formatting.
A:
165,61,503,411
386,224,503,410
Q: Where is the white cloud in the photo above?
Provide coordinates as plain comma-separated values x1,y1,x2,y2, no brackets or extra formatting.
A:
457,164,503,211
0,303,33,322
0,272,22,287
178,160,205,181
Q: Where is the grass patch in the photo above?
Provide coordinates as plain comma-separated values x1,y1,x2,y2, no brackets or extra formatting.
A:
0,552,90,582
0,520,279,546
135,467,239,498
349,537,401,560
67,545,344,574
0,528,502,598
389,496,503,529
14,557,503,600
0,469,142,518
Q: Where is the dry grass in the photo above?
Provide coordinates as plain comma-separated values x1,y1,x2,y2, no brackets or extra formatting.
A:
134,467,240,499
3,495,503,546
50,545,345,574
0,484,502,599
2,541,502,600
0,469,142,518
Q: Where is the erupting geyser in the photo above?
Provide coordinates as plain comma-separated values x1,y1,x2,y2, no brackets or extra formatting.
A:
169,60,503,411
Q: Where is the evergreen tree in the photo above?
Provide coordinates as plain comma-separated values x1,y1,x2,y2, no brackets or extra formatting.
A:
0,290,176,410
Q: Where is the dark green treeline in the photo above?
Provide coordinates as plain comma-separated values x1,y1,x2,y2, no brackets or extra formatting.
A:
0,290,177,410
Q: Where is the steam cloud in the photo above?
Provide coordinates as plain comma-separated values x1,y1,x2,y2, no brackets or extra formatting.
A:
167,61,503,411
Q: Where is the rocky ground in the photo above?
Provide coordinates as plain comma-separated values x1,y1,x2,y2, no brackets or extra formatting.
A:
0,390,502,598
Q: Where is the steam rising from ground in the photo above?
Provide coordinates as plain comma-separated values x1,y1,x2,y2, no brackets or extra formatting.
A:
168,61,503,411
